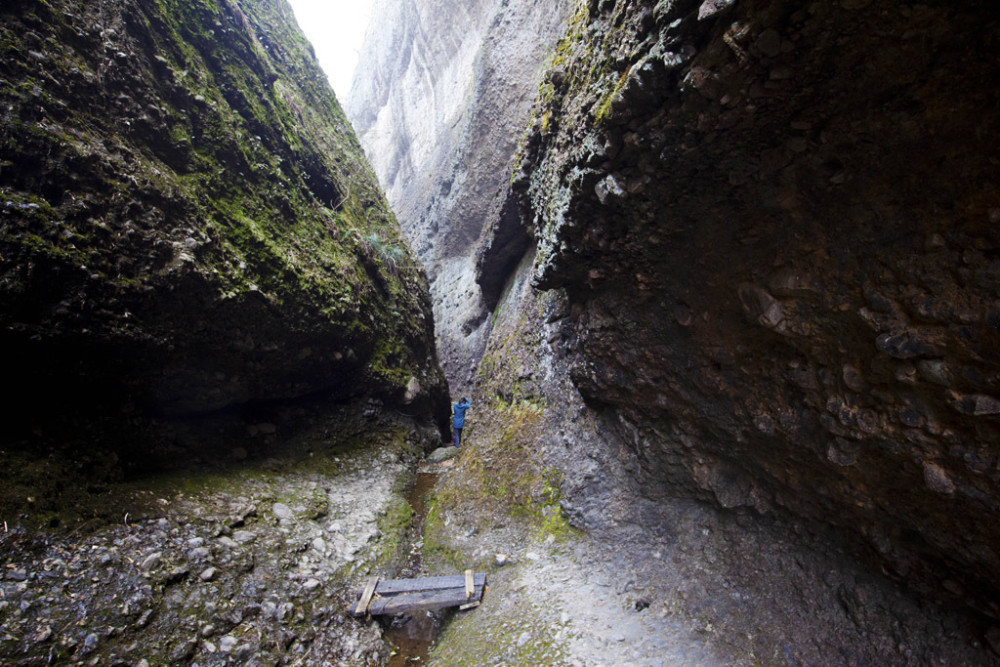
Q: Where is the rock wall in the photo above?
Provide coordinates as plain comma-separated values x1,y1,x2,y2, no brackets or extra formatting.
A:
0,0,449,459
346,0,575,393
491,0,1000,623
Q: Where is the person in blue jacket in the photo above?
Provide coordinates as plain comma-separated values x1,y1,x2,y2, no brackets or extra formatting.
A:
452,397,471,447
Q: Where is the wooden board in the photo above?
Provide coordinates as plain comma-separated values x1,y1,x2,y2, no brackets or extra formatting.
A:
464,569,475,600
353,576,379,617
349,573,487,617
368,573,486,596
368,583,487,616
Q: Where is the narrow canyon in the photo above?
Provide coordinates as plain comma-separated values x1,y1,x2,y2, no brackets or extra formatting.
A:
1,0,998,665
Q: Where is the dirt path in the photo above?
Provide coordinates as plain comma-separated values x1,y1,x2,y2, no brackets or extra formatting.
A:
425,490,997,666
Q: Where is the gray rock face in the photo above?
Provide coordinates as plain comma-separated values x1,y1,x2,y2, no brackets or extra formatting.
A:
346,0,575,394
499,0,1000,624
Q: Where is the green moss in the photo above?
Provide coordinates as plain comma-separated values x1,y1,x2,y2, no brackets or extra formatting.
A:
429,585,567,664
370,495,415,571
594,68,631,124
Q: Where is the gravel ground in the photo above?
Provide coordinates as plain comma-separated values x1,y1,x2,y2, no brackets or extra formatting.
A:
0,409,439,666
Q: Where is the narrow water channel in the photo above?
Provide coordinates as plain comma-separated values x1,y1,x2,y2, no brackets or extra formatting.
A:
384,471,442,665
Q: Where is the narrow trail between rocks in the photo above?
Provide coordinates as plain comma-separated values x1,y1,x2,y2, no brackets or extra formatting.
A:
384,469,444,666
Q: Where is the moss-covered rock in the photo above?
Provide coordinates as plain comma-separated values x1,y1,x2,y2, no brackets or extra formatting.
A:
0,0,449,460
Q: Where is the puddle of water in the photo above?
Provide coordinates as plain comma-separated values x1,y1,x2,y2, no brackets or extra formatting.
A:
385,471,441,666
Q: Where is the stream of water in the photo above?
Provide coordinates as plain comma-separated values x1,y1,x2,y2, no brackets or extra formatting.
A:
384,471,442,665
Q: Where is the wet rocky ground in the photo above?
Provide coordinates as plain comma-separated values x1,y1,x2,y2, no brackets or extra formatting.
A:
0,406,440,666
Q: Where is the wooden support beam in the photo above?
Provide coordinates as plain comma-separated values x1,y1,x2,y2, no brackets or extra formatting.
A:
349,573,488,617
464,569,474,601
368,584,486,616
368,573,485,596
353,576,379,617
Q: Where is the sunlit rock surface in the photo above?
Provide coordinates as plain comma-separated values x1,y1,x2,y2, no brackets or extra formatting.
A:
346,0,575,393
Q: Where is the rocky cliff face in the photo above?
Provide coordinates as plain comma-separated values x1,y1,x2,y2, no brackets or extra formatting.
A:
0,0,449,462
347,0,1000,644
485,0,999,624
346,0,575,393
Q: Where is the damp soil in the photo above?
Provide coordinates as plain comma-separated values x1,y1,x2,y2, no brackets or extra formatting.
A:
384,471,444,665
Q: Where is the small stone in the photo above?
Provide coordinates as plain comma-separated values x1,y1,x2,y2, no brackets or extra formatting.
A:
899,408,924,428
494,553,509,567
217,536,239,549
7,568,27,581
698,0,736,20
312,537,327,554
187,537,206,548
842,365,866,392
303,579,321,592
34,626,53,643
272,503,294,520
960,394,1000,416
218,635,238,653
925,233,947,250
525,551,540,561
756,28,782,58
189,546,211,561
595,174,626,205
875,331,935,360
199,567,217,582
82,633,99,655
917,360,952,386
428,447,459,463
232,530,255,544
517,631,531,648
139,552,162,571
923,462,956,496
201,624,216,638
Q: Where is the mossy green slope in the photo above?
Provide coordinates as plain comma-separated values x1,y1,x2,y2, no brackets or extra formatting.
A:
0,0,448,449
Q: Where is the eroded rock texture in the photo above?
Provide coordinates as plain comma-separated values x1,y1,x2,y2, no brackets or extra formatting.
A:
498,0,999,621
0,0,448,456
346,0,575,392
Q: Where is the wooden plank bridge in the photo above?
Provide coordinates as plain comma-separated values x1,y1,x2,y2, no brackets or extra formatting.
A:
350,571,487,617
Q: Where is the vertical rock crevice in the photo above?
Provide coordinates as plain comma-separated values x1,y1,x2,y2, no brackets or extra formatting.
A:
346,0,577,393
